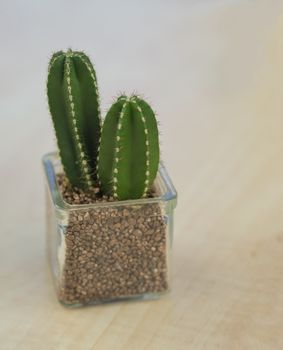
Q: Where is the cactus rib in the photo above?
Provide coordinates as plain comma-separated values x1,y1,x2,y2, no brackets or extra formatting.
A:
96,96,127,193
64,55,92,186
131,99,151,197
112,100,129,198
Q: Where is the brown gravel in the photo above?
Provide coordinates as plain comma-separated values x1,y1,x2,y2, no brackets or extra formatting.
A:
56,175,169,306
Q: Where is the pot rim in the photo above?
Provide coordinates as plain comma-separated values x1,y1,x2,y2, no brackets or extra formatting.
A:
43,152,177,211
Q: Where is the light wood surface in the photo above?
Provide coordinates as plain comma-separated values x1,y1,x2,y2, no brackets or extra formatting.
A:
1,1,283,349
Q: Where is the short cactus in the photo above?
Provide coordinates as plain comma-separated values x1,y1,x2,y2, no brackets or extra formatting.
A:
47,49,101,190
97,95,160,200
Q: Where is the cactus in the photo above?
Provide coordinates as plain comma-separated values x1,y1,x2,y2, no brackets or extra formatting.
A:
47,49,101,190
97,95,160,200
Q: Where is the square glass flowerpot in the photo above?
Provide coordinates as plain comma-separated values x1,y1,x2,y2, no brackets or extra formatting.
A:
43,152,177,307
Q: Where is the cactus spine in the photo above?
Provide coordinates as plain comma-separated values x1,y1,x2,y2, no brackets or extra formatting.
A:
47,49,101,190
97,95,160,200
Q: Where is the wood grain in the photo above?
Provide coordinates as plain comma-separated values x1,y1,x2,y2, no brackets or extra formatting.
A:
1,1,283,349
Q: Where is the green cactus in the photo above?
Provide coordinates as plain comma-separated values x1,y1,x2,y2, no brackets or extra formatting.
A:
47,49,101,190
97,95,160,200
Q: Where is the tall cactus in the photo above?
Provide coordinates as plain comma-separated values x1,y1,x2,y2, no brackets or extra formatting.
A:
47,49,101,190
97,95,160,200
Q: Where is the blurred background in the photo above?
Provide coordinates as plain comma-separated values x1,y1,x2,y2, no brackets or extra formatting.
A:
1,0,283,347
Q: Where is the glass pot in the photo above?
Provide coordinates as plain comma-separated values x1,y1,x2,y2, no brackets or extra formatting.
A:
43,152,177,307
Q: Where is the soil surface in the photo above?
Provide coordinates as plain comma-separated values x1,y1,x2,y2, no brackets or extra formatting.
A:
56,175,169,305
